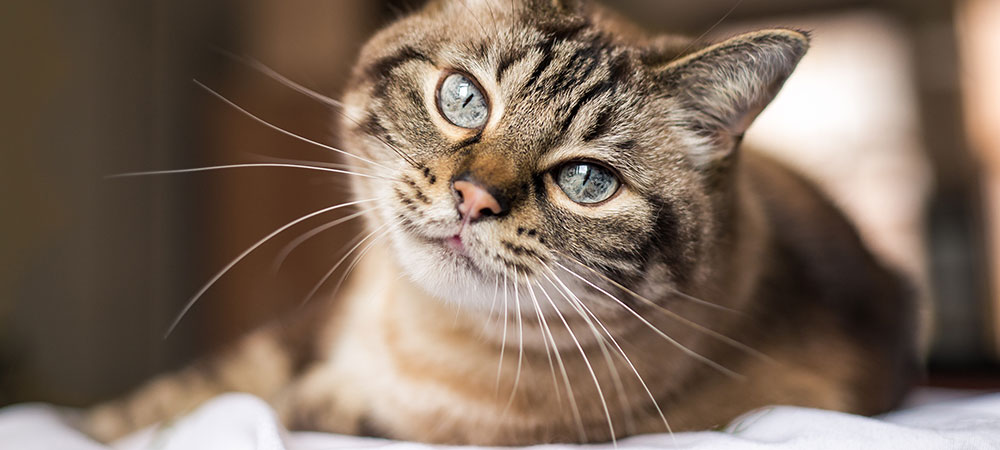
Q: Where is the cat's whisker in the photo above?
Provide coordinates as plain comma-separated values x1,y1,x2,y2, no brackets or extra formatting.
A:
552,261,743,379
546,269,636,436
206,52,421,170
533,264,633,434
496,269,509,394
538,262,674,440
502,269,526,414
478,273,502,341
271,208,374,274
556,253,770,363
488,273,500,327
363,130,421,170
212,47,345,109
539,271,617,447
678,0,747,57
253,155,379,175
551,251,736,314
299,222,391,308
477,0,504,43
107,163,400,183
524,278,562,407
162,197,379,338
459,0,495,44
192,80,397,172
328,224,397,303
531,279,587,443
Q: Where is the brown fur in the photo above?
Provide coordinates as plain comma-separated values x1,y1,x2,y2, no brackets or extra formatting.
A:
82,0,918,444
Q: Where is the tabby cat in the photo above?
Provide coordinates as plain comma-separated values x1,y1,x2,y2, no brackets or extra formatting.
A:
84,0,918,444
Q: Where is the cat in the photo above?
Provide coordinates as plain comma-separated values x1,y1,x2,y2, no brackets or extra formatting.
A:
82,0,919,445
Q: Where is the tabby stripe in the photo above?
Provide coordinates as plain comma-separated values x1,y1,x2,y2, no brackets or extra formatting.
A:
582,106,614,142
545,51,601,97
559,78,615,135
524,49,554,89
536,18,588,42
496,49,528,82
453,133,483,156
360,113,389,139
364,46,433,81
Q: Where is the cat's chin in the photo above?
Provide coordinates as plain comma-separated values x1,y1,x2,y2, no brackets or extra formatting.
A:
389,230,502,309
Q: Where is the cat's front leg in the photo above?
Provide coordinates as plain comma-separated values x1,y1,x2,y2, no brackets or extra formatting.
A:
80,328,298,442
274,363,372,436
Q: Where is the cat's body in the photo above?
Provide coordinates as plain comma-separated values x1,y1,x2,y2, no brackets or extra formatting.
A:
84,0,918,444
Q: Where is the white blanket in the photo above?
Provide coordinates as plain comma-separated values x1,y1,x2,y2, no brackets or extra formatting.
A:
2,390,999,449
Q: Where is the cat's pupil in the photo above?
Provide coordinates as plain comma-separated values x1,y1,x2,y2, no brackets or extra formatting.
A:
556,162,619,204
438,73,488,129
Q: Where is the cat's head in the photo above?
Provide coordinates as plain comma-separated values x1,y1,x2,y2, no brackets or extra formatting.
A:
339,0,807,310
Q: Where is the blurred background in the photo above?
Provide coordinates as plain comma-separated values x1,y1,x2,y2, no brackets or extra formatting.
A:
2,0,998,407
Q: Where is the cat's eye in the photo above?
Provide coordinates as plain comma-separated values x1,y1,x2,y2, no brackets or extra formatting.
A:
555,162,620,205
437,72,489,129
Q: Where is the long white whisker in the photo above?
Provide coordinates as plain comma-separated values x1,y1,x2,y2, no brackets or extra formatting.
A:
107,163,399,182
192,80,394,172
514,270,524,398
558,254,767,361
542,272,617,446
539,262,673,440
254,155,374,173
524,279,562,408
300,222,391,307
553,261,741,379
212,48,345,109
271,208,373,273
480,273,501,340
496,269,509,393
552,251,736,313
531,279,586,442
542,267,634,435
200,56,420,169
163,197,379,337
329,226,392,300
502,269,525,413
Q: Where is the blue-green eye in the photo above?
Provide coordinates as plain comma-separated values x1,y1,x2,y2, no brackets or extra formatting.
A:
556,162,620,204
437,72,489,129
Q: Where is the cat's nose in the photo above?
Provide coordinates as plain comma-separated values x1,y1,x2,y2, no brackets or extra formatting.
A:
453,180,503,221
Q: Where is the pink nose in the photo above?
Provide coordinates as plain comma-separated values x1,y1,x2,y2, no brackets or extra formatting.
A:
453,180,503,221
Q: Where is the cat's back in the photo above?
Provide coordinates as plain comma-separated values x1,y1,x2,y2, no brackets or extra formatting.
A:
740,149,919,413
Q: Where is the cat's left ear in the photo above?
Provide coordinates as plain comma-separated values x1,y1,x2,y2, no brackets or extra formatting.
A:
651,29,809,165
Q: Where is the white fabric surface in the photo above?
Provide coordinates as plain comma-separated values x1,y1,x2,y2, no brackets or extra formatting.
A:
2,390,999,450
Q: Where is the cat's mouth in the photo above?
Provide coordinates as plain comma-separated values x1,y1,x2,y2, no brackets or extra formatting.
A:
443,235,467,256
409,228,479,266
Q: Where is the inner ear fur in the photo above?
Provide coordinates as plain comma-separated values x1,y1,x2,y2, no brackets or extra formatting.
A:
654,29,810,165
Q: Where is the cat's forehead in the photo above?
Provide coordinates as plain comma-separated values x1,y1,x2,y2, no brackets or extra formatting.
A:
438,24,649,134
349,2,691,192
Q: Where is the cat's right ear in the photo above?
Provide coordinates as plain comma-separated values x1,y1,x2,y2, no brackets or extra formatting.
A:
649,29,809,167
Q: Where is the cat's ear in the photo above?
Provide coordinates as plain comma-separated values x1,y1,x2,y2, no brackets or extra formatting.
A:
651,29,809,166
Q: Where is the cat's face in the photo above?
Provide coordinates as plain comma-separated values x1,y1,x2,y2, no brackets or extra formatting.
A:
339,0,807,310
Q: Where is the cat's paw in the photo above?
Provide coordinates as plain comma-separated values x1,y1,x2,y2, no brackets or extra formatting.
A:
274,366,371,435
78,374,202,443
79,401,135,443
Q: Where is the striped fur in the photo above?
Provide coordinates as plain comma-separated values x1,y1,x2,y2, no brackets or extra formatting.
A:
83,0,918,444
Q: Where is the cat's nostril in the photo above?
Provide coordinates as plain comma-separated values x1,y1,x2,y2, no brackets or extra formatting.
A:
453,180,502,221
